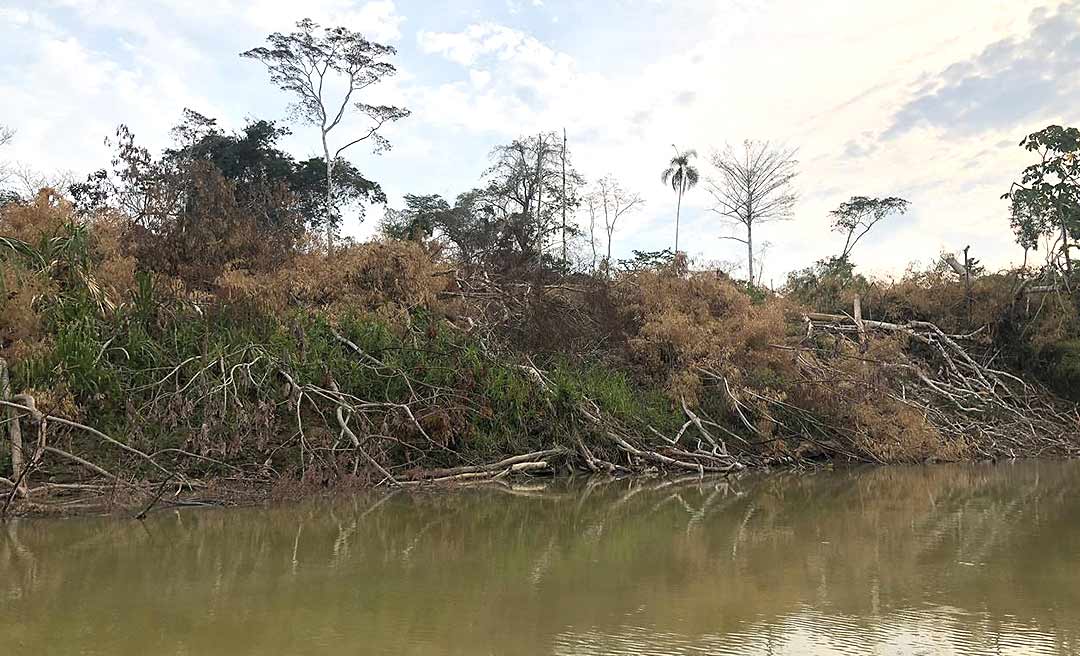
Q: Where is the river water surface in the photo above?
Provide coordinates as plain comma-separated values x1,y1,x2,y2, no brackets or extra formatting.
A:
3,460,1080,655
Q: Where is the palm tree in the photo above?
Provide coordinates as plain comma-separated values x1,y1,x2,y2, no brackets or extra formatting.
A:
661,146,699,253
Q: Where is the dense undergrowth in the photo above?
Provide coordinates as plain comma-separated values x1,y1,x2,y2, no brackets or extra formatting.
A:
1,189,1079,512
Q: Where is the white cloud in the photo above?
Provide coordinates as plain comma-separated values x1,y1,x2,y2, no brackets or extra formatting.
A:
409,1,1078,279
469,69,492,88
2,0,1077,279
242,0,405,42
0,0,406,178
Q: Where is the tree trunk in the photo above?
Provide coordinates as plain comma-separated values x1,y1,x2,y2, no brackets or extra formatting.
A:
323,134,335,254
674,185,683,253
589,202,598,273
606,225,613,276
534,133,544,262
0,358,25,496
747,222,755,285
1062,221,1072,276
561,128,567,267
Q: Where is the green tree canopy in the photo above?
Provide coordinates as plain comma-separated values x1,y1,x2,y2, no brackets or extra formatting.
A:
830,195,910,263
1004,124,1080,274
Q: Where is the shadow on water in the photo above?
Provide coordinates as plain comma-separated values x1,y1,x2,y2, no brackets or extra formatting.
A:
2,460,1080,655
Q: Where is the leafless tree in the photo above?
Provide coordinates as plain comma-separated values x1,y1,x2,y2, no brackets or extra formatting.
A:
8,163,75,199
594,175,644,275
242,18,409,251
586,192,600,273
706,140,798,283
0,125,13,187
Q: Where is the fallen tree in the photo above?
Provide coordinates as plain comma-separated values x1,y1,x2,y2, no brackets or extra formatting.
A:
3,194,1080,517
795,298,1080,460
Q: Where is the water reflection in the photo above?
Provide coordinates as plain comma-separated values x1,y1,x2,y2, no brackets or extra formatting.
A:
2,461,1079,655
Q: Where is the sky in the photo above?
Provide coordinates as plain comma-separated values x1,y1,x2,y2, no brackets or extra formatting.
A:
1,0,1079,282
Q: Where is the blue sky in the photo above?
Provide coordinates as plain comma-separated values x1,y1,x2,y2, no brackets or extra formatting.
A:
2,0,1079,281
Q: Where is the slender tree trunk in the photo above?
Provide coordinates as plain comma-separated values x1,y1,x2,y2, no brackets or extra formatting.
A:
588,200,598,273
605,199,613,277
534,133,544,262
674,185,683,253
561,128,567,267
322,133,334,254
746,222,755,285
963,245,973,324
1061,220,1072,276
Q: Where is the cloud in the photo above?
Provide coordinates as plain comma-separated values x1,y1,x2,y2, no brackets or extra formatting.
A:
2,0,1077,279
403,4,1079,279
887,1,1080,137
240,0,405,42
413,23,596,134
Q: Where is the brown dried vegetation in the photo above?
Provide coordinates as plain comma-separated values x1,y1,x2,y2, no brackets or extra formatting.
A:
1,183,1079,515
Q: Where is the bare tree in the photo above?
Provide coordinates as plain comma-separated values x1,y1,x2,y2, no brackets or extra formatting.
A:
0,125,13,188
587,191,604,273
8,163,75,199
595,175,644,274
706,140,798,283
242,18,409,251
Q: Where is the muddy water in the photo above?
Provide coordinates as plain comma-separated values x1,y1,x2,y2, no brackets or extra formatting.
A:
3,460,1080,655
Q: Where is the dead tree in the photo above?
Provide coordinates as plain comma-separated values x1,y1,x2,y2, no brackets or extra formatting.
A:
595,175,644,275
707,141,798,284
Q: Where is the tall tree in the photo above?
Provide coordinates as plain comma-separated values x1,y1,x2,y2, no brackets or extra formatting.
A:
485,133,582,267
594,175,644,274
242,18,409,251
1003,125,1080,275
830,195,910,263
561,128,568,266
661,147,699,253
706,140,798,284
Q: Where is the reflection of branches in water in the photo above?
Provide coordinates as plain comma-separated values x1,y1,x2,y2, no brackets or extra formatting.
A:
529,536,557,587
2,462,1080,654
731,499,758,560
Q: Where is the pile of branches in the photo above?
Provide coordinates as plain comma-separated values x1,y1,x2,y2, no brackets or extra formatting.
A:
0,326,749,518
520,360,747,476
439,266,610,357
5,276,1079,517
795,302,1080,460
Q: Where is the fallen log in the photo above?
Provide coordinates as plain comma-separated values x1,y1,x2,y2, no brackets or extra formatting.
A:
398,449,567,482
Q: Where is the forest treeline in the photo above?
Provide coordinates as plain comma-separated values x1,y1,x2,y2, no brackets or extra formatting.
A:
1,19,1078,513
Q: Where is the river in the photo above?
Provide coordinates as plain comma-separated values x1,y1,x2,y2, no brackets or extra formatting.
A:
3,460,1079,654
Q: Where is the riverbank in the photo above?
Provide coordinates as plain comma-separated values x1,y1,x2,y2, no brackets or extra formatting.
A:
3,192,1080,517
